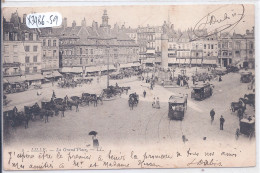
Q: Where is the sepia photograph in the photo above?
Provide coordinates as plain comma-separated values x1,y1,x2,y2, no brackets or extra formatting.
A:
1,3,257,170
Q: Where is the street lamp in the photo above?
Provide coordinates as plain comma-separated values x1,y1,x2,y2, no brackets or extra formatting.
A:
106,42,110,88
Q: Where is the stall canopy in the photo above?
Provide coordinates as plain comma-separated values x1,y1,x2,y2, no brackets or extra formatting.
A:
43,71,62,78
61,67,82,73
120,63,133,68
25,74,44,81
202,59,217,65
86,66,100,73
5,76,25,83
131,62,141,67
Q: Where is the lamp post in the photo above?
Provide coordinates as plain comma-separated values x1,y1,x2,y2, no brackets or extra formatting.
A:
106,43,110,88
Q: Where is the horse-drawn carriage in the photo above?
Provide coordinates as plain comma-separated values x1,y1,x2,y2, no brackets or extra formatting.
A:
168,94,188,120
128,93,139,109
239,118,255,138
226,65,239,73
230,98,246,112
240,72,252,83
3,107,30,128
109,72,124,80
191,83,213,101
102,86,122,99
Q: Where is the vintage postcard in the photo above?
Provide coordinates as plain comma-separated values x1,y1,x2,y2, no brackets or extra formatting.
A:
2,4,256,170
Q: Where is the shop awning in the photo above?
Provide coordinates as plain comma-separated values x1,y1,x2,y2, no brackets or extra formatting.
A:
178,59,185,64
61,67,72,73
184,59,190,64
71,67,83,73
3,78,9,84
146,49,155,54
25,74,44,81
143,58,154,64
202,59,217,64
168,58,178,64
191,59,202,64
5,76,25,83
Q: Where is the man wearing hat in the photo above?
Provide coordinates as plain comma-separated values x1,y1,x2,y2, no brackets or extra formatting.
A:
220,115,225,130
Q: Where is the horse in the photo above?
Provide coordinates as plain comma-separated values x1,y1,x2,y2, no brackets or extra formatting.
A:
67,100,79,112
128,96,135,110
24,102,41,121
82,93,91,106
38,109,54,123
244,94,255,107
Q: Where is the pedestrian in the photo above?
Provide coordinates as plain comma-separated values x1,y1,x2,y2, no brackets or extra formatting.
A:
143,90,146,98
219,75,222,82
220,115,225,130
152,97,156,108
192,76,195,85
210,109,215,124
156,97,160,109
52,90,56,99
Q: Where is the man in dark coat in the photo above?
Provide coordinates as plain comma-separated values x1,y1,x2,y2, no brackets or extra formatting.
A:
220,115,225,130
210,109,215,124
143,90,146,98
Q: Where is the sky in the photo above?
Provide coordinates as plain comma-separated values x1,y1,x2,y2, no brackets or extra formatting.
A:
2,4,255,34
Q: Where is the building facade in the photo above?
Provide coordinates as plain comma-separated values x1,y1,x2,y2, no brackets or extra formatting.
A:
3,12,42,77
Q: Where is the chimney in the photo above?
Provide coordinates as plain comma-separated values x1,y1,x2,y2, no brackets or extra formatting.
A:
62,17,67,28
72,20,76,28
81,17,86,27
23,14,27,24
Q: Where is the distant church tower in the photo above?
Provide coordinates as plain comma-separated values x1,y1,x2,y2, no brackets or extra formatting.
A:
100,9,111,33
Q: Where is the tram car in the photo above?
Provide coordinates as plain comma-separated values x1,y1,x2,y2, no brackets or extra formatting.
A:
191,83,213,101
168,94,188,120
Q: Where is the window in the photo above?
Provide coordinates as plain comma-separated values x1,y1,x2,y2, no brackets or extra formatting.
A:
48,40,51,46
43,39,46,46
249,50,253,54
211,44,214,49
25,46,30,52
4,45,9,53
13,45,18,53
80,58,82,64
43,51,46,57
25,67,30,74
29,33,33,41
90,49,93,55
33,46,38,52
33,67,37,72
25,56,30,63
53,50,57,56
208,44,210,49
53,40,57,46
250,43,254,49
33,56,37,62
235,51,240,54
204,44,206,49
229,52,232,56
80,48,82,55
91,59,93,62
